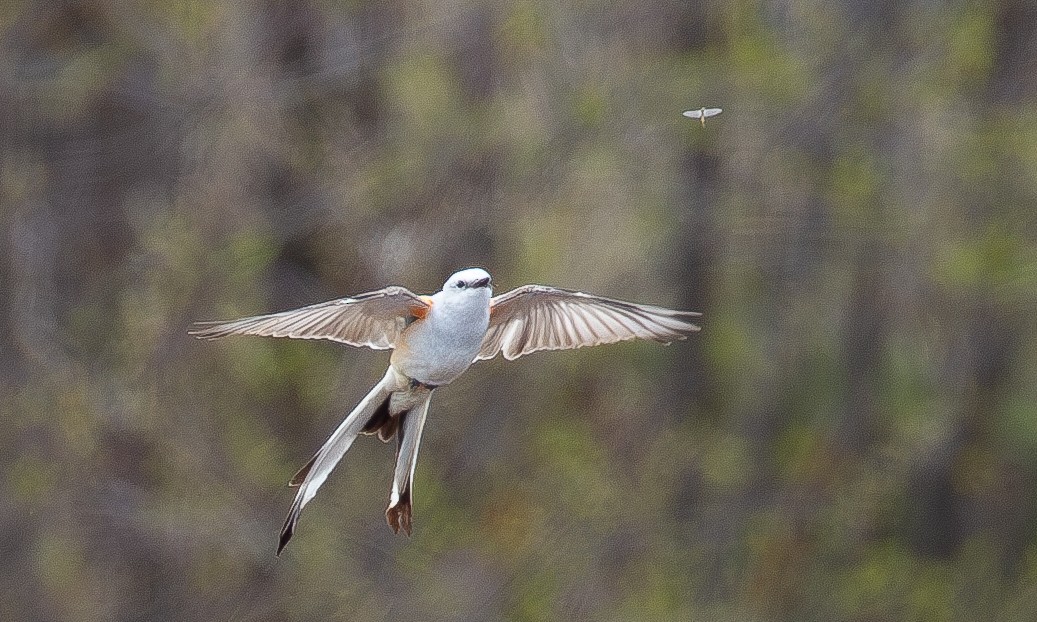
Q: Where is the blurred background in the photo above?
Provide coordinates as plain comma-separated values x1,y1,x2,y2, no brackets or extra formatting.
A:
3,0,1037,620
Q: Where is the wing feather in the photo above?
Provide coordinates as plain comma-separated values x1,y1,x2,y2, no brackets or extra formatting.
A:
189,286,429,350
477,285,701,361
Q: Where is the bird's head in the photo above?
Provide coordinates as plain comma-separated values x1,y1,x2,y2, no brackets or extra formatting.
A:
443,268,493,297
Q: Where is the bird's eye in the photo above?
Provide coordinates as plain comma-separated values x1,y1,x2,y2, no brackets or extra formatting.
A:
456,280,466,288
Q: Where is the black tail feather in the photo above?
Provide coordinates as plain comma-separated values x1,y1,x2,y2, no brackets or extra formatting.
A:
385,482,413,536
288,453,318,487
277,500,302,556
360,394,396,441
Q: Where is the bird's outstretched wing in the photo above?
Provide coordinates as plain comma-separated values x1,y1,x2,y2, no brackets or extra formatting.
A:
189,286,431,350
476,285,701,361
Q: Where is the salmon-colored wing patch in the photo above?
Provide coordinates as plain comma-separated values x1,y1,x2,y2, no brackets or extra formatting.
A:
410,296,434,320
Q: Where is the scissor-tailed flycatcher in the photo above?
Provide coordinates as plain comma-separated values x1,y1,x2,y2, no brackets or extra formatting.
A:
190,268,701,554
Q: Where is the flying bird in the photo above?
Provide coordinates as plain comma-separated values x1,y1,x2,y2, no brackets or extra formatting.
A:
190,268,701,554
682,107,723,127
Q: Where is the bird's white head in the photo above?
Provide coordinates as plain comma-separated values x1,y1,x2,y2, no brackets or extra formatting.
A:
443,267,493,296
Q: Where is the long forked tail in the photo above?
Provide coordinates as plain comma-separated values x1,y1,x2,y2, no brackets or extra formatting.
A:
277,371,395,555
385,391,433,536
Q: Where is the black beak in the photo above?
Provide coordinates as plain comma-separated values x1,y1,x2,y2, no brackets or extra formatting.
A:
473,276,491,289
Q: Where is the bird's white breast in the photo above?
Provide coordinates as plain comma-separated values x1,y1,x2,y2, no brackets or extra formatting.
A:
391,290,490,386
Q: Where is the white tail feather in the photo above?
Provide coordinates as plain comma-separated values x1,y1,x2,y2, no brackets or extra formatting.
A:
385,392,432,535
278,369,396,554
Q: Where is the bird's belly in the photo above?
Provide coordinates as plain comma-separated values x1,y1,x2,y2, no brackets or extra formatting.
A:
391,319,485,386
